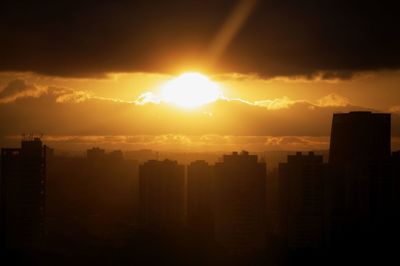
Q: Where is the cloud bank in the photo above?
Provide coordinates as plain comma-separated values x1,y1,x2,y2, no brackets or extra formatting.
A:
1,79,399,140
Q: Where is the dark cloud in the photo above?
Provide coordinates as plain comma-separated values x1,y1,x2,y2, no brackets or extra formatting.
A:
0,79,46,103
0,0,399,78
0,79,89,103
0,79,29,99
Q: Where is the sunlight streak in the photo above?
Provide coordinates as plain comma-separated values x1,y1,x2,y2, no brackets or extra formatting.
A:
206,0,258,67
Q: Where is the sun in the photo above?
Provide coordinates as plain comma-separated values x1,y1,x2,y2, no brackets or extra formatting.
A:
160,72,221,108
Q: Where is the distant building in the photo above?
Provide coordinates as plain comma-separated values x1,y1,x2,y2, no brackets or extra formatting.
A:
87,147,106,160
187,160,214,238
124,149,158,163
87,148,124,162
0,138,47,249
108,150,123,161
214,151,266,253
328,111,392,242
139,160,185,232
279,152,327,249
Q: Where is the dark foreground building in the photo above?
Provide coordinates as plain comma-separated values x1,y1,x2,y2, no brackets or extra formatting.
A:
328,111,393,245
46,148,137,242
329,111,391,165
187,160,214,238
0,138,47,249
279,152,327,249
139,160,185,232
214,151,266,253
392,151,400,210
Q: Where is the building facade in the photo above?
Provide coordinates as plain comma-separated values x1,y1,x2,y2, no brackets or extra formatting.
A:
1,138,47,249
187,160,214,238
139,160,185,232
214,151,266,253
328,111,392,243
279,152,327,248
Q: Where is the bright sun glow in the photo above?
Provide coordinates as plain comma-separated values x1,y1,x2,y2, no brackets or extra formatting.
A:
160,72,221,108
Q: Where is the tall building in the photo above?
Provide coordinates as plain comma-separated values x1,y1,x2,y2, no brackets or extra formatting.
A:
328,111,391,242
187,160,214,238
214,151,266,253
329,111,391,166
392,151,400,216
46,149,138,241
139,160,185,232
279,152,327,248
0,138,47,249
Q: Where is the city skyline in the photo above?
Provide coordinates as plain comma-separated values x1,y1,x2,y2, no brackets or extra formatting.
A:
1,111,400,265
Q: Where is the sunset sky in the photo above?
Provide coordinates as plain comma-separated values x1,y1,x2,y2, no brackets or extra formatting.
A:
1,0,399,151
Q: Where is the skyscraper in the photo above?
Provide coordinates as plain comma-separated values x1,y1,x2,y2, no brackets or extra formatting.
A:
391,151,400,216
279,152,327,248
139,159,185,232
328,111,391,242
329,111,391,166
187,160,214,238
0,138,47,249
214,151,266,253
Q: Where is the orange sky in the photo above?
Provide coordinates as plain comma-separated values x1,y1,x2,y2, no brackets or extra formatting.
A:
2,70,400,111
0,70,399,152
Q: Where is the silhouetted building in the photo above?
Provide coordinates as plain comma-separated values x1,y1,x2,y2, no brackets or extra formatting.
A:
328,111,391,242
214,151,266,253
108,150,123,161
139,160,185,232
392,151,400,214
329,112,391,166
46,150,138,241
187,160,214,238
87,147,106,161
1,138,47,249
279,152,327,249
